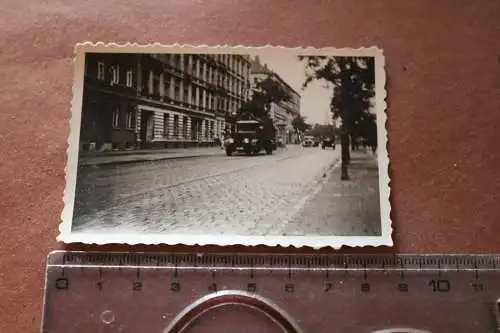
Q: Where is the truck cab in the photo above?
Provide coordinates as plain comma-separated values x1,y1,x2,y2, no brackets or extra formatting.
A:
225,120,277,156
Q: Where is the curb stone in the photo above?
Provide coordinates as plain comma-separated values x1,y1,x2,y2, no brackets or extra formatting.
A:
79,153,223,167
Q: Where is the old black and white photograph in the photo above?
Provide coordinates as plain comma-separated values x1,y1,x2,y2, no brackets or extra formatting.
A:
59,43,390,247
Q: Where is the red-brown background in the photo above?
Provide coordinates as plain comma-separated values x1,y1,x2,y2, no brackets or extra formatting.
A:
1,1,499,332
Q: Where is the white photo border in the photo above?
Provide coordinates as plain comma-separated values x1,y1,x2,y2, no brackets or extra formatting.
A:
58,42,391,249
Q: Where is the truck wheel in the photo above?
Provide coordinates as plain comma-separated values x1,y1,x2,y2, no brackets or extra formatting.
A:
265,147,273,155
225,148,233,156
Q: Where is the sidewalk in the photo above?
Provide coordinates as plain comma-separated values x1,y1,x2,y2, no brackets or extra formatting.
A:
78,147,226,166
283,150,382,236
79,143,301,167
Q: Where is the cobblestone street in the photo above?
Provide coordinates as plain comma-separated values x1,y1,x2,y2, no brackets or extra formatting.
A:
71,145,380,236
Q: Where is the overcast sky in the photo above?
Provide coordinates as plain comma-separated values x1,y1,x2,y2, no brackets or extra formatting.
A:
248,49,334,125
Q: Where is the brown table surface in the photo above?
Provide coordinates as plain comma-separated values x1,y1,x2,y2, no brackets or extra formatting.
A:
1,1,499,332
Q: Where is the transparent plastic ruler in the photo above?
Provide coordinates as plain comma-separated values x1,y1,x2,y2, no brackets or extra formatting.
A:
41,251,500,333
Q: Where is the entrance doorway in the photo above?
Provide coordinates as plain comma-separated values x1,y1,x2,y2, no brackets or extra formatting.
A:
140,110,154,146
190,117,202,142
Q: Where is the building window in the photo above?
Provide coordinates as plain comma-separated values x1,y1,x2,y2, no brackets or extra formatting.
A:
153,76,160,96
125,109,134,129
164,78,171,99
183,85,189,103
200,63,204,79
205,120,209,138
173,115,180,137
183,116,188,138
184,55,191,73
112,108,120,128
97,61,105,80
164,114,169,138
141,70,148,93
174,55,181,69
148,71,154,95
111,65,120,84
210,121,214,139
159,75,165,97
191,86,196,105
174,80,181,101
191,59,197,76
126,69,133,87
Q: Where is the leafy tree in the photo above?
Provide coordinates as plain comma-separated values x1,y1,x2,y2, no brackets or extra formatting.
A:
308,123,337,138
350,112,377,151
299,55,375,180
292,114,310,133
238,76,291,121
230,76,293,139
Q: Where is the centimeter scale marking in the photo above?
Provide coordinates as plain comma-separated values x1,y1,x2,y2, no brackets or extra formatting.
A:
43,252,500,333
50,251,500,270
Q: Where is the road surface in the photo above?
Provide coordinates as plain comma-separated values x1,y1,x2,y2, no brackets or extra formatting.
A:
72,145,342,235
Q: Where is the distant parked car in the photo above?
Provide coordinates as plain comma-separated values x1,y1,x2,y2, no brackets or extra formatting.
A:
321,137,335,149
302,136,315,147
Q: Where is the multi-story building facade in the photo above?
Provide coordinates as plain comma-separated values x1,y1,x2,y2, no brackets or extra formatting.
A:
249,56,301,144
80,52,251,151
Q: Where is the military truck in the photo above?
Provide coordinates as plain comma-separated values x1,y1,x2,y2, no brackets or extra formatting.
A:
224,118,277,156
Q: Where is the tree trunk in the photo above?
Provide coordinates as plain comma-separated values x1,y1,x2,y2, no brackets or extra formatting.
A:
346,135,351,163
345,124,351,164
340,132,350,180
